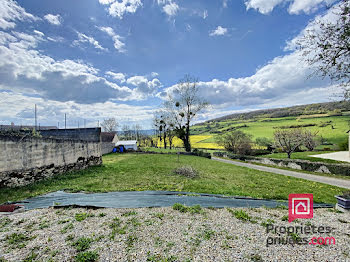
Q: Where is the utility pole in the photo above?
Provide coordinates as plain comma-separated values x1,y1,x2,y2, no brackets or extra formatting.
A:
97,120,99,127
65,114,67,129
58,122,59,129
78,121,79,128
84,119,86,128
34,104,37,130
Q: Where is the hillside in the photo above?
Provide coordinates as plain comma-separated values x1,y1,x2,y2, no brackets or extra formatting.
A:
186,101,350,150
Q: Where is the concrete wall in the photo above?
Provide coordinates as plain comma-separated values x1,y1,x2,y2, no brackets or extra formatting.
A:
0,134,102,188
40,128,101,142
101,142,115,155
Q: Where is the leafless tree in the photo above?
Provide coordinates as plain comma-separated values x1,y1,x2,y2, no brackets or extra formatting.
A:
165,75,209,152
101,117,118,132
122,124,133,140
274,129,305,158
297,0,350,99
303,130,319,151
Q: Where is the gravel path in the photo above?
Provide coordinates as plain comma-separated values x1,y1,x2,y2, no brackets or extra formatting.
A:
0,206,349,261
212,157,350,190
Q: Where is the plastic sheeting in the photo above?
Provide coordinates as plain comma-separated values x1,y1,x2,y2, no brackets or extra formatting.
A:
16,191,333,210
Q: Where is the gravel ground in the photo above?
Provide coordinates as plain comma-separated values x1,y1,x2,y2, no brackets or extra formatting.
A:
0,206,349,262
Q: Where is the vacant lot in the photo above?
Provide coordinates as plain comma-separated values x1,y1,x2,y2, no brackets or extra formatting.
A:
0,206,349,261
0,154,345,204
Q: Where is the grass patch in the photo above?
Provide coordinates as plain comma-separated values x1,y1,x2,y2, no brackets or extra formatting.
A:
75,251,98,262
227,209,251,221
5,233,32,249
172,203,203,214
72,237,93,252
0,154,345,204
75,213,94,222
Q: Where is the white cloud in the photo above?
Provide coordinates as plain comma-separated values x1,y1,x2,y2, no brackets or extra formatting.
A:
98,26,126,53
127,75,162,98
73,32,107,51
223,0,229,8
163,2,179,16
209,26,228,36
245,0,337,15
44,14,62,25
203,10,208,19
0,30,135,104
98,0,142,19
106,71,126,83
0,0,39,30
33,30,44,37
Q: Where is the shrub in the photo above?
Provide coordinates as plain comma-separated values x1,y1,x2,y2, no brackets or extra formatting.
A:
173,166,198,178
216,130,252,155
338,139,349,151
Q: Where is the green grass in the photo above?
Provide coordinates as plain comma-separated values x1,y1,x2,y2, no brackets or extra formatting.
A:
260,151,348,164
193,115,349,149
0,154,345,204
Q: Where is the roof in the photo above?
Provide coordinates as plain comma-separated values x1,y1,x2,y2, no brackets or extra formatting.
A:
101,132,116,142
116,140,137,146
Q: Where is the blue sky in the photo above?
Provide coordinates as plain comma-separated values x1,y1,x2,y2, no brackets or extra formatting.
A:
0,0,341,129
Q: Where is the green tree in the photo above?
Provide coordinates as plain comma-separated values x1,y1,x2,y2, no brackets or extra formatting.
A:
216,130,253,155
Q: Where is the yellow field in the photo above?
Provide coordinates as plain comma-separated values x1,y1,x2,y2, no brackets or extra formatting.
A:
155,135,224,149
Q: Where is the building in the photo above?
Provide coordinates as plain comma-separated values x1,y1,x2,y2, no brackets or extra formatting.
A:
115,140,138,151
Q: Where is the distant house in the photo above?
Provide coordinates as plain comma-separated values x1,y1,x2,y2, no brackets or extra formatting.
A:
115,140,138,151
101,132,119,143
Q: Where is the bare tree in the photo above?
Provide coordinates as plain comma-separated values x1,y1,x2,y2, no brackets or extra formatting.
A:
303,130,319,151
101,118,118,132
274,129,305,158
122,124,133,140
297,0,350,99
165,75,208,152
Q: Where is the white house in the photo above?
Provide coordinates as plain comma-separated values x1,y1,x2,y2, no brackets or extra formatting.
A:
115,140,138,151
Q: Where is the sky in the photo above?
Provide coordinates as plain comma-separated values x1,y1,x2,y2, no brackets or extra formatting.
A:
0,0,342,129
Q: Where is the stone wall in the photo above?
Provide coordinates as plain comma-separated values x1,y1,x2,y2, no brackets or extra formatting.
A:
101,142,115,155
0,134,102,188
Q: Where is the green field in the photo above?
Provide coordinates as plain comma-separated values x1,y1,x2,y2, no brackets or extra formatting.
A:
0,154,346,204
191,114,349,150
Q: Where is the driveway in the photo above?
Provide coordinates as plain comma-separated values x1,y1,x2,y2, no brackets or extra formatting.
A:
212,157,350,190
310,151,350,163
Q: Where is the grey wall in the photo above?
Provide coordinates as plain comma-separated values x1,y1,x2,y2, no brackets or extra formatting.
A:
0,134,102,187
101,142,115,155
40,128,101,142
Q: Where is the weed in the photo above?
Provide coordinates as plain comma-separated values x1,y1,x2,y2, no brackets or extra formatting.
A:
75,213,94,222
75,251,98,262
288,232,301,242
98,213,106,217
146,252,177,262
281,215,288,221
227,209,251,221
58,219,70,224
247,254,263,262
203,229,215,240
5,233,31,248
66,234,74,242
338,219,349,224
61,223,74,234
261,219,275,227
121,211,137,217
153,213,165,220
172,203,203,214
0,217,12,227
109,217,127,239
39,220,49,229
72,237,93,252
126,234,137,248
22,250,38,262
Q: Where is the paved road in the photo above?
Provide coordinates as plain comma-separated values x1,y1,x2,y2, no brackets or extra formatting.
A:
310,151,350,163
212,157,350,190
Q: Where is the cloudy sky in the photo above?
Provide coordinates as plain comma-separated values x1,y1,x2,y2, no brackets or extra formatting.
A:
0,0,341,129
